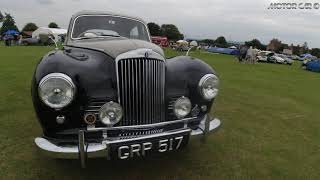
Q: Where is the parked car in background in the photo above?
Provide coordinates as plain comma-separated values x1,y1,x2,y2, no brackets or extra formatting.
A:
21,38,40,45
32,11,221,168
175,40,190,51
300,54,316,62
298,56,305,61
290,55,300,61
21,34,55,46
264,52,277,63
272,54,285,64
176,45,190,51
278,54,293,65
256,51,270,62
257,55,268,62
257,52,285,64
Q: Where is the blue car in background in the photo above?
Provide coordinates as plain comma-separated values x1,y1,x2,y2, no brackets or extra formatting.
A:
305,60,320,72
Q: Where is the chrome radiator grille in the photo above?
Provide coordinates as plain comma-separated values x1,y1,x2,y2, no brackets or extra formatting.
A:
117,58,165,126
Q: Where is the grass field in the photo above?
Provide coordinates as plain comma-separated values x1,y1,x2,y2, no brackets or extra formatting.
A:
0,45,320,180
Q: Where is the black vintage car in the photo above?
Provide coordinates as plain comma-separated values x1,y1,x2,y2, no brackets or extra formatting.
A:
32,11,221,167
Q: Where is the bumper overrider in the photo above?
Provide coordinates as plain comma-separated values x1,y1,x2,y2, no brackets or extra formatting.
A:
34,114,221,168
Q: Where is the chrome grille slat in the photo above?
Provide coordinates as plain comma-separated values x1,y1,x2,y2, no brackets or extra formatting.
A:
147,61,150,124
139,59,142,125
134,59,138,125
122,61,126,125
154,61,156,122
128,60,132,124
117,58,165,126
149,61,152,124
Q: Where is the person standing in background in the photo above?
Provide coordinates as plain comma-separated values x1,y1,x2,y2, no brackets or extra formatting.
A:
18,34,22,45
239,45,248,63
3,35,9,46
246,46,253,64
251,47,258,64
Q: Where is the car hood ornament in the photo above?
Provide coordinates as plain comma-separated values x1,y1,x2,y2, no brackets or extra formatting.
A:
145,51,150,58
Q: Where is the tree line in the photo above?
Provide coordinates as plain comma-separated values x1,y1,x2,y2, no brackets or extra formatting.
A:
147,22,228,49
0,11,60,35
198,37,229,48
147,22,184,41
1,11,320,57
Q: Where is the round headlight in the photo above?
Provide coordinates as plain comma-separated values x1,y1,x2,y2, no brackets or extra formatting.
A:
199,74,219,100
38,73,76,109
99,102,123,126
173,97,192,119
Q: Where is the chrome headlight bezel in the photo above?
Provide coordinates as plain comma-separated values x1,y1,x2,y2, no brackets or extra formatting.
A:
198,74,219,101
38,73,76,109
99,101,123,126
173,96,192,119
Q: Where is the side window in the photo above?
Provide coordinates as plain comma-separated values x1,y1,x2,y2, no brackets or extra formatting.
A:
129,26,139,39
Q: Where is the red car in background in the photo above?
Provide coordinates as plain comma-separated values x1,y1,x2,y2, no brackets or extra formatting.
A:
151,36,169,47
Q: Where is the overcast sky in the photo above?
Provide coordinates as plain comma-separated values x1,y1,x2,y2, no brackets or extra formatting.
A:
1,0,320,47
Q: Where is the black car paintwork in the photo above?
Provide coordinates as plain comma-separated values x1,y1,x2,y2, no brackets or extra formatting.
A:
67,38,164,58
32,47,117,136
32,46,217,140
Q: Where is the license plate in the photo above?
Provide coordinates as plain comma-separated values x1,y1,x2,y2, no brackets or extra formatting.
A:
107,130,190,160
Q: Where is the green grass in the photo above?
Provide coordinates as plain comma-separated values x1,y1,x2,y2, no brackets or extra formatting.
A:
1,45,320,179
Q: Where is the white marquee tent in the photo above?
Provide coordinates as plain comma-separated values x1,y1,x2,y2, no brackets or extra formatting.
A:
32,27,67,42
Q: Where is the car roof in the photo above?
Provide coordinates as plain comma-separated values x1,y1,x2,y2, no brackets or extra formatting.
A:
72,10,147,24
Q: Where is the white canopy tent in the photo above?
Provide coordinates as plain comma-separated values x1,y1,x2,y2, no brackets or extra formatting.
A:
32,27,67,42
177,40,188,43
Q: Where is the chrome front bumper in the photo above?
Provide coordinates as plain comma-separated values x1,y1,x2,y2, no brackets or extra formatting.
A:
35,115,221,167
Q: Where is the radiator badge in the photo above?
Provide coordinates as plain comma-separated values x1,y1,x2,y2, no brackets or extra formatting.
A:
145,51,151,58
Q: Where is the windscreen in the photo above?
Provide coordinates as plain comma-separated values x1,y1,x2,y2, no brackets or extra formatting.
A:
72,15,150,41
